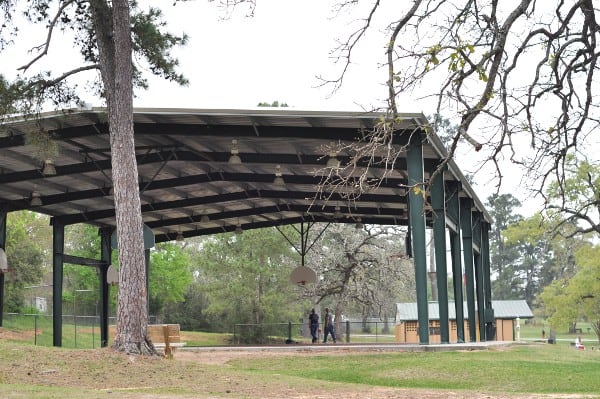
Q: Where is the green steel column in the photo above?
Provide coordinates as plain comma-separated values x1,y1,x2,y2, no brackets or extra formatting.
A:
446,182,464,343
430,172,450,343
99,228,112,347
473,212,486,341
0,207,6,327
449,230,465,342
52,221,65,347
460,198,476,342
482,222,495,340
474,252,486,341
407,135,429,345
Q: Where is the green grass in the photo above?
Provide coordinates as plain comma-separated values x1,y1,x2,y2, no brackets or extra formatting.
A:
519,321,599,344
180,330,231,346
2,315,233,348
231,344,600,394
2,313,103,348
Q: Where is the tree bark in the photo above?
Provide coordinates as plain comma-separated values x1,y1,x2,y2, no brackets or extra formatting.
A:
90,0,155,355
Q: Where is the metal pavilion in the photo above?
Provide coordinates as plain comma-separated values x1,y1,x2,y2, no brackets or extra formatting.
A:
0,107,494,346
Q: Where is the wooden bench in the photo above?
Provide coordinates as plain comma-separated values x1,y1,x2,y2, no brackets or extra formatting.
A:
147,324,185,356
109,324,185,356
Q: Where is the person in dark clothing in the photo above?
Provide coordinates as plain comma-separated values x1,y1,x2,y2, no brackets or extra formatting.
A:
322,307,336,343
308,308,320,344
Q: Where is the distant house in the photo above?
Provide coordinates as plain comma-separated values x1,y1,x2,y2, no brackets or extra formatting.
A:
394,300,533,343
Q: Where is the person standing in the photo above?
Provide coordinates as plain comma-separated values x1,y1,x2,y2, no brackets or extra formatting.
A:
308,309,320,344
575,335,585,350
322,307,336,343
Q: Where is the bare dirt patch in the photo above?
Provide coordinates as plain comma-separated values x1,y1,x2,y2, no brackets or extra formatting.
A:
0,327,36,340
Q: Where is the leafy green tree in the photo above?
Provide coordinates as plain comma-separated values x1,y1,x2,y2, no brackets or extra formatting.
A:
540,243,600,342
62,224,192,321
536,220,582,292
486,194,522,299
64,224,102,289
521,157,599,316
61,224,103,316
546,157,600,237
148,242,192,319
194,227,306,342
4,212,45,312
257,101,289,107
162,281,211,331
502,214,553,306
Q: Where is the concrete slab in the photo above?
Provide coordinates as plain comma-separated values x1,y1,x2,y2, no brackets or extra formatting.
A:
181,340,514,354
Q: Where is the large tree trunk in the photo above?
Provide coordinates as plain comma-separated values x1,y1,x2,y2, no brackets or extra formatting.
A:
91,0,155,355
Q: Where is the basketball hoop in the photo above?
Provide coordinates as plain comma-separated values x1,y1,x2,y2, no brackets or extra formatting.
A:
290,266,316,286
0,248,8,273
106,264,119,286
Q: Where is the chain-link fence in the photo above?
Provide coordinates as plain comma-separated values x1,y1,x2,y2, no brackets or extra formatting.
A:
2,313,159,348
232,320,396,344
3,314,397,347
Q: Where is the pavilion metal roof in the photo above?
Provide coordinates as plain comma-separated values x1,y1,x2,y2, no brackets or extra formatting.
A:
0,107,490,243
395,300,534,322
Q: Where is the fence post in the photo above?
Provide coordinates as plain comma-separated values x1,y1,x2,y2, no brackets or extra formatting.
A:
346,320,350,343
288,321,292,342
34,314,38,346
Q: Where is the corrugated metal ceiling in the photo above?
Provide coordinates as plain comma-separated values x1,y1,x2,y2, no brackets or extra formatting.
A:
0,107,490,243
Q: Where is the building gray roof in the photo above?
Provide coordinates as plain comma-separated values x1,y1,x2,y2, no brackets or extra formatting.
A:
395,300,533,323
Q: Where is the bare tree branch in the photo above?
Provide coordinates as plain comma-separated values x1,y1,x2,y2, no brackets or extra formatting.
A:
18,0,78,72
321,0,600,218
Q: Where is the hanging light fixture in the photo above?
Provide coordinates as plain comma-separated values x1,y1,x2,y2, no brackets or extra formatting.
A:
273,165,285,185
235,219,243,234
228,139,242,164
30,190,42,206
333,205,342,219
354,217,364,229
326,150,341,169
106,264,119,285
42,159,57,176
0,248,8,272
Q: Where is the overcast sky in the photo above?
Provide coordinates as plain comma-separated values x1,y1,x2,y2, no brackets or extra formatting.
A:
1,1,541,214
134,0,398,112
